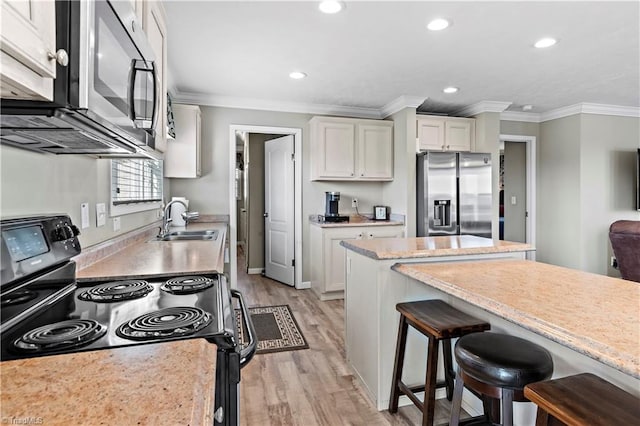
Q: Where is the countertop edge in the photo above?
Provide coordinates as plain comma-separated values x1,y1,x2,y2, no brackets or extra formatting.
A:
342,240,535,260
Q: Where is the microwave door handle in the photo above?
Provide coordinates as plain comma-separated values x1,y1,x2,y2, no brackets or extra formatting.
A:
128,59,138,124
150,61,159,132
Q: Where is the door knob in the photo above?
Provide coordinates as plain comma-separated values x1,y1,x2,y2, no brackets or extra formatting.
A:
263,213,269,217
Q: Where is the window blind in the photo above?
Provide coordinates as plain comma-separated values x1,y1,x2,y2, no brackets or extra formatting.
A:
111,159,163,205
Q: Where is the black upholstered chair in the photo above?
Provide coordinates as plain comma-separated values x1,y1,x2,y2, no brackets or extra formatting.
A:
609,220,640,283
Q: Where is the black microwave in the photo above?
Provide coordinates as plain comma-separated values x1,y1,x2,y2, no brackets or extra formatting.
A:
0,0,159,159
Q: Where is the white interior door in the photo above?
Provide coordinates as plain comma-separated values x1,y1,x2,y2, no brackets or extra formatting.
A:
264,135,295,286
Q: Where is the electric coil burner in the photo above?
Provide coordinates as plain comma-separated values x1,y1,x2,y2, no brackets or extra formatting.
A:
117,306,213,340
13,319,107,353
78,279,153,302
0,215,256,426
161,275,214,294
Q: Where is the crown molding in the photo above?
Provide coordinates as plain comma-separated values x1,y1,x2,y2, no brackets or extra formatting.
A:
455,101,512,117
502,103,640,123
380,95,427,118
172,91,382,119
500,111,542,123
172,92,428,119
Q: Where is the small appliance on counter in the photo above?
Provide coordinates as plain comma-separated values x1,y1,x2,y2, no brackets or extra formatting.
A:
322,192,349,223
373,206,390,221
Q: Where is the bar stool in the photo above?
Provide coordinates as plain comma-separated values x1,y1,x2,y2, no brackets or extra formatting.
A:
388,299,490,426
524,373,640,425
449,332,554,426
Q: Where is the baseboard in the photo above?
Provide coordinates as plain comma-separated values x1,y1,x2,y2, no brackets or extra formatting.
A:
296,280,311,290
247,268,263,275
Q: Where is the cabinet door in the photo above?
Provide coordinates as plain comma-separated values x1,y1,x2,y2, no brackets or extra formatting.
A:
0,0,56,101
365,226,404,239
358,124,393,179
417,118,445,151
324,229,363,292
314,121,356,179
445,120,472,152
164,104,201,178
143,0,167,153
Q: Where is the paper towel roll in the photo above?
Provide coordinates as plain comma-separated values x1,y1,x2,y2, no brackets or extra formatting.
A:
170,197,189,227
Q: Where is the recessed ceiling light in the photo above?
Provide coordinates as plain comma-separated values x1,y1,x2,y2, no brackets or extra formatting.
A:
289,71,307,79
427,18,450,31
319,1,344,14
534,38,557,48
443,87,459,94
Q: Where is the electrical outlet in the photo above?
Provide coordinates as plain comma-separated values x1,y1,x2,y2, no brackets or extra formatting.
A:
610,256,618,269
352,198,358,208
113,217,121,232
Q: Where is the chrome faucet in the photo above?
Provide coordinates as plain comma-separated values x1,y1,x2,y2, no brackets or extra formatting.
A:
161,199,188,237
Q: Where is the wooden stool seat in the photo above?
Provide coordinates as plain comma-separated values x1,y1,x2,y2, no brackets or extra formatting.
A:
450,332,554,426
389,299,490,426
524,373,640,426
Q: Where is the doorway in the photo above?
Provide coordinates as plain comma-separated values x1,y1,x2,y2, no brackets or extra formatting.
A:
228,125,304,290
499,134,536,260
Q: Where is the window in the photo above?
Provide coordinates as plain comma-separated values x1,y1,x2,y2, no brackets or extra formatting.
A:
110,159,163,216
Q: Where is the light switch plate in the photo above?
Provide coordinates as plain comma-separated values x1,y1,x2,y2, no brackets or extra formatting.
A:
113,216,121,232
81,203,90,229
96,203,106,227
511,196,517,205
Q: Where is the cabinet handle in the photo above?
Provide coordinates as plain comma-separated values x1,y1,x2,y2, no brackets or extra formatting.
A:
368,233,373,238
350,173,354,176
360,173,364,176
48,49,69,67
447,145,450,149
441,145,445,150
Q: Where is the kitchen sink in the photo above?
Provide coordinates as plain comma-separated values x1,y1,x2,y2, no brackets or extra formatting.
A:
151,229,219,241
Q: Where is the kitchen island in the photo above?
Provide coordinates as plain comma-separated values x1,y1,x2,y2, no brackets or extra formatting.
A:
1,221,228,424
345,253,640,423
342,235,534,411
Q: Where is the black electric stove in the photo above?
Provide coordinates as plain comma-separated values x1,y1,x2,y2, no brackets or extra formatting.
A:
0,215,256,426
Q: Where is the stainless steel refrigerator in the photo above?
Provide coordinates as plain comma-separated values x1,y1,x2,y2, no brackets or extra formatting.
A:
416,152,492,238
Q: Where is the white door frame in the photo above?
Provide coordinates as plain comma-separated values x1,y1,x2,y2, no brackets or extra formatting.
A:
228,125,305,289
499,134,536,260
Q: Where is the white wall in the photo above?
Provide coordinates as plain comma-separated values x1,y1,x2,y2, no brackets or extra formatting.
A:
503,114,640,276
382,108,417,236
168,106,391,282
579,114,640,275
0,145,168,248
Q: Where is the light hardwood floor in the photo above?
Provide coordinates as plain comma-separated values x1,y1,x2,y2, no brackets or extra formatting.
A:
236,252,458,426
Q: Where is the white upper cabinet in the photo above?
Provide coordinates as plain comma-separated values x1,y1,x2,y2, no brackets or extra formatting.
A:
164,104,201,178
0,0,57,101
142,0,168,153
417,115,476,152
310,116,394,181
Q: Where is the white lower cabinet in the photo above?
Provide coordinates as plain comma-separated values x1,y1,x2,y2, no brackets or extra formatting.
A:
310,224,404,301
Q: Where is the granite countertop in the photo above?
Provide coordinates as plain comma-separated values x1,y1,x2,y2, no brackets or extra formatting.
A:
310,214,404,228
391,260,640,378
341,235,534,260
0,340,216,424
77,222,227,281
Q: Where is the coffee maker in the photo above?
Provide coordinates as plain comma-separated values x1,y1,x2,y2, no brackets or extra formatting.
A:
324,192,349,223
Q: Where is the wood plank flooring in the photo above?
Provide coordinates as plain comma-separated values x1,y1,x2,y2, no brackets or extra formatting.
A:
236,253,459,426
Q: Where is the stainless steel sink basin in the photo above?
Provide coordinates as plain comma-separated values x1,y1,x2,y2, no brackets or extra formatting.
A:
151,229,219,241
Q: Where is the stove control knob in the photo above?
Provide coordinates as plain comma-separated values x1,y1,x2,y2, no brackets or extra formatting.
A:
54,225,80,241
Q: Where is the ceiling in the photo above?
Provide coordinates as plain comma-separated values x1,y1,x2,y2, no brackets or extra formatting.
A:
163,1,640,117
